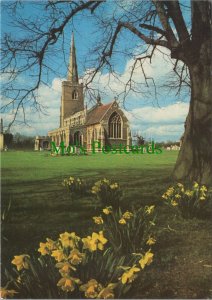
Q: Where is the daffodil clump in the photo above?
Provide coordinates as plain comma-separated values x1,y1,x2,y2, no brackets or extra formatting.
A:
92,205,156,255
63,176,89,197
2,177,158,299
91,178,122,209
3,227,156,299
162,182,209,218
118,248,154,284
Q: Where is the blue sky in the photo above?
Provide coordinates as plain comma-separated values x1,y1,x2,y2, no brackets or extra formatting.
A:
1,0,191,142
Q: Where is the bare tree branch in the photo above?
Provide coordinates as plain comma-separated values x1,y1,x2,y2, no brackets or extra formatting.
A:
1,0,103,128
139,23,166,36
1,0,192,128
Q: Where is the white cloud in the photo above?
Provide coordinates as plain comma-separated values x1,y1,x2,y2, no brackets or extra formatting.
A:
84,47,176,105
1,78,63,136
124,102,189,142
125,102,188,125
144,124,184,137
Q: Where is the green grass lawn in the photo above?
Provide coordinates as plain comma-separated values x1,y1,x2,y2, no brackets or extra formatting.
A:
1,150,175,253
1,150,212,298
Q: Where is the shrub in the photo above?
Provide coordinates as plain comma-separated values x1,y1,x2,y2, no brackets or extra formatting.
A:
162,182,209,219
62,176,90,198
92,206,157,255
91,179,122,209
3,228,155,299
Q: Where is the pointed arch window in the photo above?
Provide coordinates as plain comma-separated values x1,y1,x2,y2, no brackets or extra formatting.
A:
109,112,122,138
72,90,78,100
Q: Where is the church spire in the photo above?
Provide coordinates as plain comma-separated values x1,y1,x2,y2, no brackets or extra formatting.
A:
67,31,79,83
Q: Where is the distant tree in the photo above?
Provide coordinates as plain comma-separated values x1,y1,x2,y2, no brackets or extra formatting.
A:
13,132,21,144
13,133,34,150
1,1,211,184
135,135,145,146
4,133,13,148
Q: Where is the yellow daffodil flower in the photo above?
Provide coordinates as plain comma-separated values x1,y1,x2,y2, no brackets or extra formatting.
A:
175,194,181,199
91,187,99,194
97,231,108,250
171,200,178,206
93,216,104,225
51,249,65,262
122,211,133,220
193,181,199,189
201,191,207,197
103,206,112,215
59,232,80,248
177,183,184,188
11,254,30,271
185,190,194,197
146,237,156,245
57,276,81,292
162,193,168,200
38,238,56,255
139,250,154,269
166,187,174,196
38,242,49,256
110,183,118,190
103,178,110,184
199,196,206,201
98,283,117,299
63,179,68,186
145,205,155,215
56,261,76,276
80,279,103,299
119,218,127,225
68,249,85,265
0,288,18,299
120,265,140,284
46,238,57,248
82,236,97,252
200,185,207,192
82,231,107,252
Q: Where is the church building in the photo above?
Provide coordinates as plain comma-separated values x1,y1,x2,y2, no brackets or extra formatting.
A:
35,33,131,151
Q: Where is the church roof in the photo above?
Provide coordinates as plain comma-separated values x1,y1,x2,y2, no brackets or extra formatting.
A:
86,102,114,125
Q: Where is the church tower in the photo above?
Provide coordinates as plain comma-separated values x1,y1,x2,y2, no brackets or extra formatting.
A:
60,32,84,127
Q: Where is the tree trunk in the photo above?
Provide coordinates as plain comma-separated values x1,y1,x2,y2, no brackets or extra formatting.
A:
173,1,212,186
173,54,212,185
